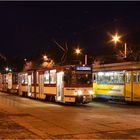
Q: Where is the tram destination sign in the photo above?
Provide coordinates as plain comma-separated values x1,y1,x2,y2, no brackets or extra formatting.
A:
76,66,92,71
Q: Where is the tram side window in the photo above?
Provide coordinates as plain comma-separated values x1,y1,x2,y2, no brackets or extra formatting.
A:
22,74,28,84
126,72,131,83
44,71,49,84
64,70,72,84
50,70,56,84
97,71,124,84
97,72,104,84
117,72,124,84
133,72,139,83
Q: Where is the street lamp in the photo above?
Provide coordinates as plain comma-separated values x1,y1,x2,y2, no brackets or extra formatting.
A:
75,48,82,64
111,33,127,58
111,33,121,45
75,48,81,55
75,48,87,65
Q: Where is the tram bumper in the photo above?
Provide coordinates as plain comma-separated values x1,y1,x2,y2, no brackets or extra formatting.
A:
76,95,93,104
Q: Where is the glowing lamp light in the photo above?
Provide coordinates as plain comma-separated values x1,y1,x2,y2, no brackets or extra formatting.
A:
43,55,47,59
75,48,81,55
111,33,121,44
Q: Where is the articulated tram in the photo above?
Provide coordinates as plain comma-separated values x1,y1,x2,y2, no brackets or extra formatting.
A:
93,62,140,102
0,65,93,104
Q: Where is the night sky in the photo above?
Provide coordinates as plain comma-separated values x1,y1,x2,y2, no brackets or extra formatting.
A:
1,2,140,61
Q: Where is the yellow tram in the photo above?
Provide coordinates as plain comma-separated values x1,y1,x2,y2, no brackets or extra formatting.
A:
93,62,140,102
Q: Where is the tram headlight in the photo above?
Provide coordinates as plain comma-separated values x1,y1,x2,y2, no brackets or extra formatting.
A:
89,90,94,95
74,90,83,96
77,90,82,95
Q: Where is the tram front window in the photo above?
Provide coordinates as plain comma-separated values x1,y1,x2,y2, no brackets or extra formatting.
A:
64,70,92,85
76,74,92,84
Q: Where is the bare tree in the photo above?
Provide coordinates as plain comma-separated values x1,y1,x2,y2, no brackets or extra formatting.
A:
53,40,68,65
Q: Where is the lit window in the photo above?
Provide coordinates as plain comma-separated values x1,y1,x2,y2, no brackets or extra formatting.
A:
126,72,131,83
50,70,56,84
44,71,49,84
97,71,124,84
133,72,139,83
21,73,28,84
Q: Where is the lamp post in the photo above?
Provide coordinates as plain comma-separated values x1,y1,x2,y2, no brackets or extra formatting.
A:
111,33,127,58
124,43,127,58
85,54,87,65
75,48,87,65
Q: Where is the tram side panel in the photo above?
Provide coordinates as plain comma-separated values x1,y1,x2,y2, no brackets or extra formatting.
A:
93,71,125,101
93,70,140,102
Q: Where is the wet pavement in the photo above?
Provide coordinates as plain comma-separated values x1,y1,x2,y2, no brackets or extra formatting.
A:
0,92,140,139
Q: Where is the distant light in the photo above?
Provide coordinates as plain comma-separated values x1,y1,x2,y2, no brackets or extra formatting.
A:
43,55,48,61
5,67,9,71
24,58,27,61
43,55,47,59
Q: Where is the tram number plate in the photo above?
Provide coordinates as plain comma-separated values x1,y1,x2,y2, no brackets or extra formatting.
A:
65,97,75,102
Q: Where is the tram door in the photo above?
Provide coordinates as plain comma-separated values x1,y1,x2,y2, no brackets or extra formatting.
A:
125,71,133,101
28,75,32,97
132,71,140,101
56,72,64,102
39,74,44,97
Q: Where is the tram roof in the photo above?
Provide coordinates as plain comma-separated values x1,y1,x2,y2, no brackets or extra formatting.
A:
22,64,92,73
93,61,140,71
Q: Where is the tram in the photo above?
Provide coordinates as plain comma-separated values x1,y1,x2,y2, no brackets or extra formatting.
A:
0,64,93,104
0,72,18,94
93,62,140,102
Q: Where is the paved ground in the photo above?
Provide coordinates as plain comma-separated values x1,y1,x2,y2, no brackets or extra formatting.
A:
0,92,140,139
